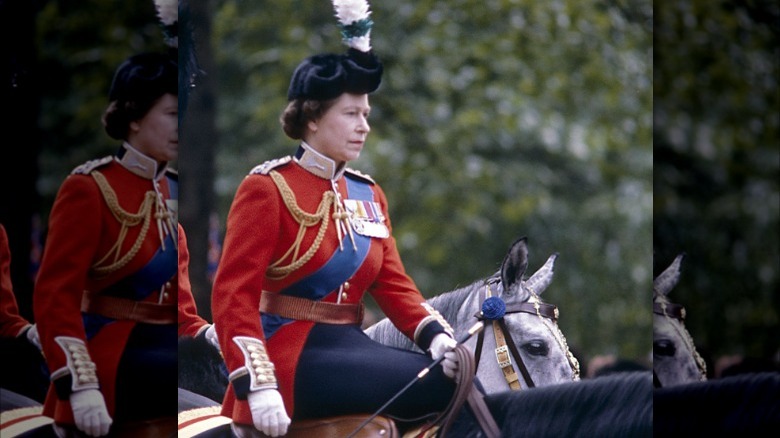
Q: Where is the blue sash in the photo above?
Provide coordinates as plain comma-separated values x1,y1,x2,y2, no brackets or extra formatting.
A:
83,176,178,338
262,176,374,338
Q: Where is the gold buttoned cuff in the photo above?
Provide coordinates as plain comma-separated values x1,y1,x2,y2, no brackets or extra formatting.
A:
54,336,99,391
231,336,277,391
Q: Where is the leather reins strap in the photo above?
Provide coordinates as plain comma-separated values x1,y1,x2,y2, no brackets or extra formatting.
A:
506,301,558,321
474,281,544,390
494,319,525,390
435,345,500,438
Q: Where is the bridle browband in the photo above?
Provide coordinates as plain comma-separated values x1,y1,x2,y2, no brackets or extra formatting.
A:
472,277,578,391
653,301,686,320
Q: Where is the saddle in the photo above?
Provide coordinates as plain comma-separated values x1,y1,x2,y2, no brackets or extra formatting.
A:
178,346,499,438
53,416,178,438
262,415,398,437
277,345,499,438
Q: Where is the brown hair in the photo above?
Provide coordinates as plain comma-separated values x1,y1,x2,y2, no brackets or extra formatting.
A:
101,98,162,140
279,98,337,140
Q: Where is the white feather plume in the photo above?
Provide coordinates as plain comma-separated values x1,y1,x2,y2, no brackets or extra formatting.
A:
153,0,178,48
333,0,370,24
154,0,178,26
332,0,373,52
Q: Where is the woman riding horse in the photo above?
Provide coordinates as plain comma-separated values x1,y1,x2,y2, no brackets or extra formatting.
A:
211,2,462,436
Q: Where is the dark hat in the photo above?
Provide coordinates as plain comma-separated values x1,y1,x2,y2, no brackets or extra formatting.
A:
287,48,382,101
108,52,177,104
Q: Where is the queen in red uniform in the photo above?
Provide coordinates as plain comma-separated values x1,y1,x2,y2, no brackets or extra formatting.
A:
33,52,205,437
211,9,461,437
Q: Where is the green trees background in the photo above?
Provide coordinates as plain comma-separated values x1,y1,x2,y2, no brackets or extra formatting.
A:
654,0,779,369
193,0,655,368
4,0,776,376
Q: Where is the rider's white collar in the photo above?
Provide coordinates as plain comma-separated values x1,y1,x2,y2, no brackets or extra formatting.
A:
293,142,346,181
116,142,167,181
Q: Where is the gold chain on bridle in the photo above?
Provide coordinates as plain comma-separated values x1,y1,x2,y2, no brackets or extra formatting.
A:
656,297,707,381
527,290,581,380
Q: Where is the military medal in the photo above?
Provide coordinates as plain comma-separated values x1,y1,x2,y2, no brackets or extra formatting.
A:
344,199,389,238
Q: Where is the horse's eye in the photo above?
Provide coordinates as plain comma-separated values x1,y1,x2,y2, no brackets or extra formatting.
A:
654,339,676,357
522,340,549,356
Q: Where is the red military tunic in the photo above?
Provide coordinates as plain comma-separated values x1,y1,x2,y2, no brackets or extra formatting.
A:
33,143,179,425
212,144,453,424
178,224,211,338
0,224,32,338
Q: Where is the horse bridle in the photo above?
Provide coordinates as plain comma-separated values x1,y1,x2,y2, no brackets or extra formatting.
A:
473,277,580,390
652,298,707,388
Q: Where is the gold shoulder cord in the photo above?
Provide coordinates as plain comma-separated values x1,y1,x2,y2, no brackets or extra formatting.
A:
89,171,157,276
266,170,335,280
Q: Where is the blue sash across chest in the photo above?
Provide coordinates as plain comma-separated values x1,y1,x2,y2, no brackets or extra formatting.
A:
262,176,374,338
83,175,178,338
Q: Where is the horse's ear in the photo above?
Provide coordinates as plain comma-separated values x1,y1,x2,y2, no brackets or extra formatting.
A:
653,253,685,298
501,237,529,295
524,253,558,297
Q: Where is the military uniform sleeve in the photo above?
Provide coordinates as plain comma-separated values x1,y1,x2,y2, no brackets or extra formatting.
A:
211,174,281,398
33,175,104,396
0,224,32,338
177,223,210,338
367,184,453,351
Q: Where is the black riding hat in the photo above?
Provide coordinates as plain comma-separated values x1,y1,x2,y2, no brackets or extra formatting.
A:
108,52,178,104
287,48,383,101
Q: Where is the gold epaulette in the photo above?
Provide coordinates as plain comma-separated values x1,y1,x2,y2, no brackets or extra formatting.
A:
71,156,113,175
249,156,292,175
345,167,375,184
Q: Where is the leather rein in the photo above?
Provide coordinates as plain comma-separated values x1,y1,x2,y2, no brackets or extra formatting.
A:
473,277,560,390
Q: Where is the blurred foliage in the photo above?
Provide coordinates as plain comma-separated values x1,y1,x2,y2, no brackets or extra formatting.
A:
654,0,779,362
35,0,168,206
26,0,777,374
207,0,653,363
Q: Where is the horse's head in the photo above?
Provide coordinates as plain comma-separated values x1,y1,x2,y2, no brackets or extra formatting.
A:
467,237,580,393
652,253,707,387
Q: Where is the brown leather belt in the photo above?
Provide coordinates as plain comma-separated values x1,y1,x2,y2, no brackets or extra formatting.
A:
260,292,364,325
81,294,177,324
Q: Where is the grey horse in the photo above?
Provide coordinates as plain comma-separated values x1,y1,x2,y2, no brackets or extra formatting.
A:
653,253,707,387
364,237,580,394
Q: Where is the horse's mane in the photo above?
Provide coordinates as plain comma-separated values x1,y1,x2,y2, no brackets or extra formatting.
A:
449,371,653,437
654,372,780,434
363,278,483,350
177,335,229,404
425,280,481,324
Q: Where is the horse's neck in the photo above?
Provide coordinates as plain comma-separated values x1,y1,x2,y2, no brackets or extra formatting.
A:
427,282,482,332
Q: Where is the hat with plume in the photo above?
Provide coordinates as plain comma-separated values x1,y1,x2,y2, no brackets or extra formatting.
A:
287,0,383,101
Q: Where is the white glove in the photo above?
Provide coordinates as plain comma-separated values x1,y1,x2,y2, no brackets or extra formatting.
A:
24,324,41,350
430,333,459,379
247,388,290,437
204,324,221,352
69,389,112,437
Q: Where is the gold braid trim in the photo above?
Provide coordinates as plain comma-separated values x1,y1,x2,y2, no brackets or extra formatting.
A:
90,171,156,276
266,171,334,280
